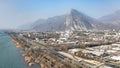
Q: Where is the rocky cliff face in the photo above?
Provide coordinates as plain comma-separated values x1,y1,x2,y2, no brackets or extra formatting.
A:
65,9,94,31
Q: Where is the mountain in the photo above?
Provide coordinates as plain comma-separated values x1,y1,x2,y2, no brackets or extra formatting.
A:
24,9,102,32
99,10,120,30
65,9,94,31
32,15,67,32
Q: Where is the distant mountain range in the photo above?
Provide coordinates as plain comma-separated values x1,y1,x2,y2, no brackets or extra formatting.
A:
21,9,120,31
99,10,120,30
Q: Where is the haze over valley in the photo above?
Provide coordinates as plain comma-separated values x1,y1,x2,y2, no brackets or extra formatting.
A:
1,0,120,68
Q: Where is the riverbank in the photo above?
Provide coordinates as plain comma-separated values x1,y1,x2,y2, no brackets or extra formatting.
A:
10,35,40,68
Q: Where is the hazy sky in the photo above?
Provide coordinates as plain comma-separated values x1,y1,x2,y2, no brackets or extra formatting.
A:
0,0,120,29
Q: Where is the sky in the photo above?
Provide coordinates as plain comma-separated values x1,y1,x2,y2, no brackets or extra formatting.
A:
0,0,120,29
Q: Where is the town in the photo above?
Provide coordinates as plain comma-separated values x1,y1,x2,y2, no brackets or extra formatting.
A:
9,30,120,68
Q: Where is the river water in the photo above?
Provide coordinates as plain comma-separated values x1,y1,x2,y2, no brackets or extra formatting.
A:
0,32,28,68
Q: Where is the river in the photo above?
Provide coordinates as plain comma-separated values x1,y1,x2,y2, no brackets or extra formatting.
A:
0,32,29,68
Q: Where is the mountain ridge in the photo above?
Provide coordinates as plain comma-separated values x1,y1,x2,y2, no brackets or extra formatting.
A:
28,9,100,32
21,9,120,31
99,10,120,30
